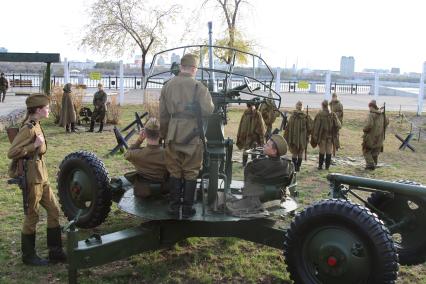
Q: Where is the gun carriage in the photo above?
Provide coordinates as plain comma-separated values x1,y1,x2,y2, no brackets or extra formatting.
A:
55,46,410,284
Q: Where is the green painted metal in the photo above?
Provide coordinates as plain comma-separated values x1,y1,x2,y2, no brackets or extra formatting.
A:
70,170,94,209
0,52,60,63
44,62,51,95
328,173,426,199
66,218,286,283
303,226,371,283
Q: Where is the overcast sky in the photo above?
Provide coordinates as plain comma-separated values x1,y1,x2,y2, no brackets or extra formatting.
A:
2,0,425,73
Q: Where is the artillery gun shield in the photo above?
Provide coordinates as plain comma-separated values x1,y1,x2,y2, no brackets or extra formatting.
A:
367,180,426,265
57,151,112,228
284,199,398,284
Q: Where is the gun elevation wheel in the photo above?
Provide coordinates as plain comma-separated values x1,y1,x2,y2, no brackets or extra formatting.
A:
367,180,426,265
284,199,398,284
57,151,112,228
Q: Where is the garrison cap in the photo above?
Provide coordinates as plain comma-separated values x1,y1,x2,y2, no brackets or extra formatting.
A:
296,101,302,108
332,92,337,98
368,100,378,109
26,93,50,108
181,53,199,68
145,117,160,131
63,83,72,92
270,134,287,156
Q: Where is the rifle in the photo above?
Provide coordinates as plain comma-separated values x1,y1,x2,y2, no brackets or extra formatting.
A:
6,127,30,215
305,106,309,161
182,84,208,168
381,102,386,152
268,111,287,139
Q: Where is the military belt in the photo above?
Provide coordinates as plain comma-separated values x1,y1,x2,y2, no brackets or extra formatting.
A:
170,113,195,119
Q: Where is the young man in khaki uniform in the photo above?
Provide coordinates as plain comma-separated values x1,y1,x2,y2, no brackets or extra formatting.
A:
0,72,9,102
329,93,344,151
8,94,66,266
284,101,312,172
59,83,77,133
87,83,108,133
124,118,168,197
236,103,266,166
159,53,214,218
227,135,294,214
362,100,389,170
311,100,341,170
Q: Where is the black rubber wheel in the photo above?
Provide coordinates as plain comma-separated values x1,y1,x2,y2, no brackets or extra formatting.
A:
57,151,112,228
284,199,398,284
367,180,426,265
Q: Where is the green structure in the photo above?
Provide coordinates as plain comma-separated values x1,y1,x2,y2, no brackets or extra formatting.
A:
0,52,60,95
57,46,405,284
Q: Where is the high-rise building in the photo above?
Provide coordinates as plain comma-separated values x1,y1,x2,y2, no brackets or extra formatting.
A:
340,56,355,77
171,53,180,64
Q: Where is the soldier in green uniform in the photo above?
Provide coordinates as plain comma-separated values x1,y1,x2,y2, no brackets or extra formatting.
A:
159,53,214,218
0,72,9,103
259,99,280,136
8,94,66,266
329,93,344,151
226,134,294,215
362,100,389,170
87,83,108,133
284,101,312,172
59,83,77,133
311,100,341,170
124,118,168,197
236,103,266,166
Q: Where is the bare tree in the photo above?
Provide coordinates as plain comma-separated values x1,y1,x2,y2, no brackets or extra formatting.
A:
203,0,253,64
81,0,180,76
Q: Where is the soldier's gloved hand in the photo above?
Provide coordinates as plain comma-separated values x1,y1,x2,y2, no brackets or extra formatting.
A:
34,134,44,148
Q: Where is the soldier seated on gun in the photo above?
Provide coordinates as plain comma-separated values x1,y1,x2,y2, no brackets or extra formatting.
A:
226,135,294,215
124,118,168,197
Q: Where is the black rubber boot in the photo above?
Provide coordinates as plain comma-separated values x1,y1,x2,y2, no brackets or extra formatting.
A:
97,122,104,133
168,177,182,217
242,153,248,167
87,120,95,132
297,158,303,172
292,158,298,171
317,154,325,170
70,123,77,133
47,227,67,263
373,155,378,166
182,180,197,218
65,124,71,133
21,233,48,266
325,154,332,170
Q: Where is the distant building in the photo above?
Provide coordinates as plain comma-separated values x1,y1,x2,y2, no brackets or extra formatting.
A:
157,56,165,66
340,56,355,77
69,60,96,70
171,53,180,64
391,67,400,74
0,47,7,53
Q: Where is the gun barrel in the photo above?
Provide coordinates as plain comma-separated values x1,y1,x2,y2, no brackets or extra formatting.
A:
328,173,426,198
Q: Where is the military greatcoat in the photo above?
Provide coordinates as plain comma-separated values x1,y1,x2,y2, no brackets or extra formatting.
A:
59,91,76,126
236,109,266,150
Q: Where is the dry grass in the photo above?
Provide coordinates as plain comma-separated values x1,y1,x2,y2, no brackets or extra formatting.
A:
143,90,160,119
106,95,121,125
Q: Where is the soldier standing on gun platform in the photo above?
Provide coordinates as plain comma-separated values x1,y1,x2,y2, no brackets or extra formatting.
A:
87,83,108,133
362,100,389,170
0,72,9,103
329,93,344,153
236,103,266,166
311,100,341,170
59,83,77,133
160,53,214,218
7,94,66,266
284,101,312,172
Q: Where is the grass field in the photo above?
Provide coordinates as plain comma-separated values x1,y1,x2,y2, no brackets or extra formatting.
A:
0,105,425,283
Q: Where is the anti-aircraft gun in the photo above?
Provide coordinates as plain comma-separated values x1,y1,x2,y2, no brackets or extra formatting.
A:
56,45,400,284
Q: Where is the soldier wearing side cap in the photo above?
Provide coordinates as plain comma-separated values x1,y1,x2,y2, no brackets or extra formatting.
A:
284,101,313,172
362,100,389,170
59,83,77,133
8,94,66,266
226,135,294,214
87,83,108,133
159,53,214,218
311,100,341,170
124,118,168,197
